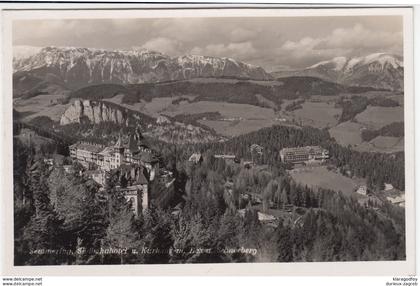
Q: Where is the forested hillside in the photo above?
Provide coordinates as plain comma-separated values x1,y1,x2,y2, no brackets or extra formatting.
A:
151,125,404,192
13,136,405,265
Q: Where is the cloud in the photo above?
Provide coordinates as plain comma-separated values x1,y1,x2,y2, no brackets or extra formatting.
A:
317,23,402,53
276,23,402,68
191,41,257,60
281,37,319,53
13,19,120,47
230,28,257,42
278,37,346,64
140,37,183,56
13,18,403,71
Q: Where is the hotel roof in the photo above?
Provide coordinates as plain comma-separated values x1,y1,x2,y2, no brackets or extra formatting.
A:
189,153,202,161
214,154,236,159
135,172,148,185
133,151,158,163
72,142,105,153
98,146,113,156
280,146,327,154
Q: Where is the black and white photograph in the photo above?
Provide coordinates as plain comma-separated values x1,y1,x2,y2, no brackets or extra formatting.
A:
2,6,415,276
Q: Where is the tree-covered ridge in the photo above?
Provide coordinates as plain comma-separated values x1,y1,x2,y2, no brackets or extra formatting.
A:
67,77,381,111
336,96,369,122
336,95,401,123
361,122,404,142
153,124,404,192
284,99,305,112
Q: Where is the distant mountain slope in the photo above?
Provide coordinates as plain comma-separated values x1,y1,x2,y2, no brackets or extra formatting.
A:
272,53,403,91
13,70,70,99
67,76,376,110
13,46,272,91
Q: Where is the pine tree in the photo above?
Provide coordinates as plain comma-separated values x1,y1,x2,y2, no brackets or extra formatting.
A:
21,161,66,265
48,169,108,264
280,187,289,209
102,171,139,264
141,208,173,264
276,219,293,262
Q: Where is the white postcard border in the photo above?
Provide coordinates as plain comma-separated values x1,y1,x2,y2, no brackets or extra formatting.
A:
0,5,415,276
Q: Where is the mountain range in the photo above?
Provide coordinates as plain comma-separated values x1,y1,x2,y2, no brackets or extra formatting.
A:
13,46,270,89
272,53,403,91
13,46,404,97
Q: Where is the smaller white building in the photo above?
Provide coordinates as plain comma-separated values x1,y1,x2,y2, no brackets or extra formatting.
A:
250,144,264,155
384,183,394,191
257,212,276,222
43,158,54,166
356,185,368,196
386,193,405,208
63,165,75,174
214,154,237,162
188,153,202,164
156,115,171,124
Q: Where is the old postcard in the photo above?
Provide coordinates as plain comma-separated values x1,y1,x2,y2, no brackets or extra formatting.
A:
1,5,415,276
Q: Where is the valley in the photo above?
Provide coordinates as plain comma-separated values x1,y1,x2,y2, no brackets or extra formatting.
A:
289,165,366,197
280,100,341,129
13,77,404,152
13,46,404,152
12,46,406,187
13,93,73,122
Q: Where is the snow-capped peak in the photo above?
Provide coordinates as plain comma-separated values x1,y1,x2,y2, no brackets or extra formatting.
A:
365,53,403,69
307,53,403,73
345,53,403,72
290,52,404,91
331,57,347,71
308,56,347,71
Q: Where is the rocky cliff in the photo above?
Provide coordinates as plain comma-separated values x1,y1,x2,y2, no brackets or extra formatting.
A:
60,99,127,125
59,99,223,144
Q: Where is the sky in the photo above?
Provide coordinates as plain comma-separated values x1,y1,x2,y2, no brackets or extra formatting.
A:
13,16,403,71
